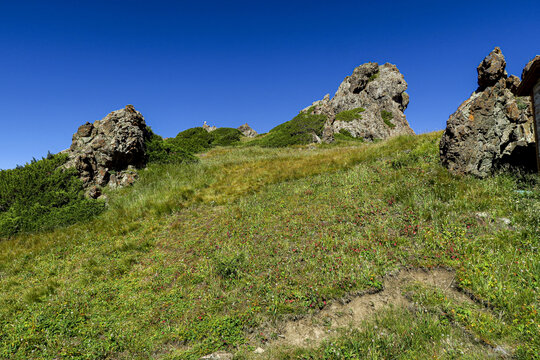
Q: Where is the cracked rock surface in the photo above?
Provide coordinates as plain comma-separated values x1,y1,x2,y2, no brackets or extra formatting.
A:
440,47,536,177
65,105,149,197
303,62,414,143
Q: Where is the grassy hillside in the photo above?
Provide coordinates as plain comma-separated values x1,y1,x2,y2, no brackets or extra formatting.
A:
0,132,538,359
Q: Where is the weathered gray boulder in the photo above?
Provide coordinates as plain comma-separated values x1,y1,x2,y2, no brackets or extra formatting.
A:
303,62,414,142
237,123,257,137
440,48,536,177
66,105,149,197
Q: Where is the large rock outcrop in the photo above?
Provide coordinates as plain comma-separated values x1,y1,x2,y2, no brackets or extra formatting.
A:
66,105,149,197
440,47,536,177
303,62,415,142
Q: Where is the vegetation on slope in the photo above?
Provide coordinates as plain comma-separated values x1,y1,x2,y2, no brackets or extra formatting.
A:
335,107,365,122
252,108,327,147
167,127,243,154
0,154,105,238
334,128,364,142
381,110,395,128
0,133,538,359
145,127,198,164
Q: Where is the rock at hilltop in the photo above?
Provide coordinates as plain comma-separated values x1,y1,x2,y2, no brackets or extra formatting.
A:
477,47,507,90
440,48,536,177
237,123,257,137
203,121,217,132
66,105,150,197
303,62,414,142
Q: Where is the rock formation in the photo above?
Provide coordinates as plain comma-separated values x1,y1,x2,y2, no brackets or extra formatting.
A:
440,47,536,177
203,121,217,132
303,62,415,142
65,105,149,197
237,123,257,137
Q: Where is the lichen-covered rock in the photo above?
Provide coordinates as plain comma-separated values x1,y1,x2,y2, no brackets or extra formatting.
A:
237,123,257,137
303,62,414,142
65,105,149,197
440,48,536,177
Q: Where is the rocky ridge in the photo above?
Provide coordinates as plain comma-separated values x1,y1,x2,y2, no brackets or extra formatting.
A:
65,105,149,198
440,47,536,177
304,62,415,142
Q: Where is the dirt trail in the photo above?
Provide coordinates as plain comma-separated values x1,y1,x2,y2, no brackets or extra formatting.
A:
268,268,471,348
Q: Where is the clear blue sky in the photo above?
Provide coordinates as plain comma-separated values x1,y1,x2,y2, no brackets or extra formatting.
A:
0,0,538,169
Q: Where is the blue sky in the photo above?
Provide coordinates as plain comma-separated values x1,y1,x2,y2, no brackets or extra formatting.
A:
0,0,538,169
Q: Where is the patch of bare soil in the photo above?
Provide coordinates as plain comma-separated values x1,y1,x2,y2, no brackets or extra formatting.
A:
268,268,468,348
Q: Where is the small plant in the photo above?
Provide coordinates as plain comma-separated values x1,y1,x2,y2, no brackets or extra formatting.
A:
381,110,395,128
368,71,380,82
516,97,529,111
215,253,246,279
335,107,366,122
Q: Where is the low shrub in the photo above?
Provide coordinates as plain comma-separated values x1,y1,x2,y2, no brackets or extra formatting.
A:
0,154,105,238
166,127,243,154
210,127,243,146
252,110,327,148
168,127,215,153
145,127,197,164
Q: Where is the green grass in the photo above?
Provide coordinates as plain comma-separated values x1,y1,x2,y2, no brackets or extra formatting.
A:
0,132,538,359
381,110,395,128
335,108,365,122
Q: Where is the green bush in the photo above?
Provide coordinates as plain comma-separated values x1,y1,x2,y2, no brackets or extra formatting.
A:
210,127,243,146
145,127,198,164
381,110,395,128
0,154,105,238
252,110,327,148
335,107,365,122
168,127,215,153
166,127,243,154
